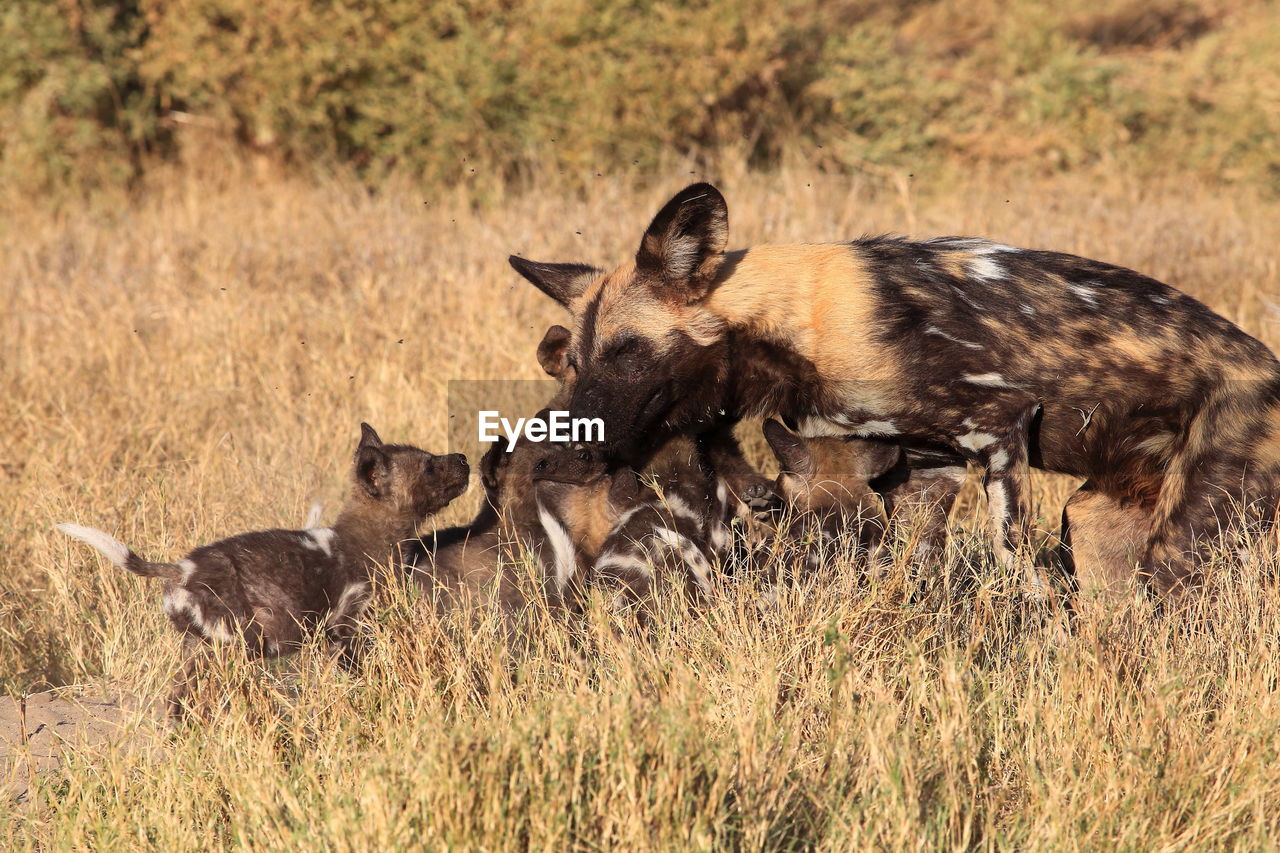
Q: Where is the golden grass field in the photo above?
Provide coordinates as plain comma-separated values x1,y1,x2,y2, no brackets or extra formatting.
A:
4,162,1280,848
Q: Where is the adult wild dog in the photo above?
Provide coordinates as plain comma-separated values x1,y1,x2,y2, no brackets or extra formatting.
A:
414,324,764,612
509,183,1280,597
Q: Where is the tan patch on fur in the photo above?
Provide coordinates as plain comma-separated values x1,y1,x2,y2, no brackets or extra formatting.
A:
1066,489,1152,598
707,244,901,387
1256,405,1280,470
562,481,622,556
577,262,723,355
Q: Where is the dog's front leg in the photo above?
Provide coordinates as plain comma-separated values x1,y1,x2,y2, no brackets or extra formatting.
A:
956,402,1042,592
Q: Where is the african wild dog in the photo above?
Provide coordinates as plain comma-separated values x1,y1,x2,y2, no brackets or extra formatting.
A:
533,438,746,613
753,420,968,566
760,418,902,567
515,263,970,575
509,183,1280,599
60,424,469,718
534,322,762,606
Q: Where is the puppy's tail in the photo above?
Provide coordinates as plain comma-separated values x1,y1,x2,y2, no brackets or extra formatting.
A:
56,523,184,580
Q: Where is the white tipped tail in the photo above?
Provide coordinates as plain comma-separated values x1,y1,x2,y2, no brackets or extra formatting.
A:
57,523,130,567
304,501,324,529
57,522,182,580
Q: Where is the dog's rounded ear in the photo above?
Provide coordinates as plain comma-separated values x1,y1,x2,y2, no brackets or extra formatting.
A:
763,418,814,480
355,444,391,499
636,183,728,302
608,468,642,508
537,325,573,379
850,439,902,482
479,443,505,495
508,257,601,307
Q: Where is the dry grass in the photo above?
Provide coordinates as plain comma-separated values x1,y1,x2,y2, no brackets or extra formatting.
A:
3,162,1280,848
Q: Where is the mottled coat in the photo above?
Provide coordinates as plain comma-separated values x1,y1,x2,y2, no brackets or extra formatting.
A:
510,183,1280,598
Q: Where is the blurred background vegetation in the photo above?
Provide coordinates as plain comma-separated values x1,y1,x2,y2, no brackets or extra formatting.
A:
2,0,1277,199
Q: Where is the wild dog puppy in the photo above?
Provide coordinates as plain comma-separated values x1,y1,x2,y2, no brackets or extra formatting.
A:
535,441,732,612
510,183,1280,598
59,424,468,718
534,321,765,576
761,418,902,569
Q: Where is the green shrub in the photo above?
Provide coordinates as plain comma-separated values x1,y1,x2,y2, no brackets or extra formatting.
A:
1,0,1276,197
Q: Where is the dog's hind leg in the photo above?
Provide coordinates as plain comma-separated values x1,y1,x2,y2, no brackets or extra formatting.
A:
168,635,210,722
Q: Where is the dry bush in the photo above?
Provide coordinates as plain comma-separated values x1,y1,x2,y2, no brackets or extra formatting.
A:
2,163,1280,848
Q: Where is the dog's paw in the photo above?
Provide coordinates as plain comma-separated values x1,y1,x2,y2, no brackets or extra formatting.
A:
743,480,782,517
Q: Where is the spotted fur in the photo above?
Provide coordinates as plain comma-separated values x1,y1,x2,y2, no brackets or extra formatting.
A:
512,183,1280,599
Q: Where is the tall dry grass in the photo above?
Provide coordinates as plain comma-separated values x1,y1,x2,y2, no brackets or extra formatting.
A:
3,163,1280,848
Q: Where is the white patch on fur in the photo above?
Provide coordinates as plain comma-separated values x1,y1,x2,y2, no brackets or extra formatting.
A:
663,493,700,524
304,527,336,556
1151,294,1172,306
942,466,969,484
332,581,371,621
595,551,652,579
1020,303,1036,316
930,237,1018,254
1069,284,1099,307
985,480,1019,574
653,526,685,551
178,559,197,582
304,501,324,529
988,449,1010,472
967,256,1006,282
57,523,130,567
682,545,713,594
958,431,998,452
963,373,1016,389
536,501,578,592
847,420,900,437
164,588,235,643
163,587,193,620
715,480,728,508
612,506,641,529
973,240,1018,254
925,325,983,350
708,521,730,554
797,416,849,439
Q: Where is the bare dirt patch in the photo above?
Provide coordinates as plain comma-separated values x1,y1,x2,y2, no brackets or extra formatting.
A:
1,690,162,803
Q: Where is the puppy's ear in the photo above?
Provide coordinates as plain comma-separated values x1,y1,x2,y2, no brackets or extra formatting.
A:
607,468,642,508
763,419,814,479
851,440,901,481
358,422,383,450
479,443,505,496
537,325,572,378
355,424,390,498
509,257,601,307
